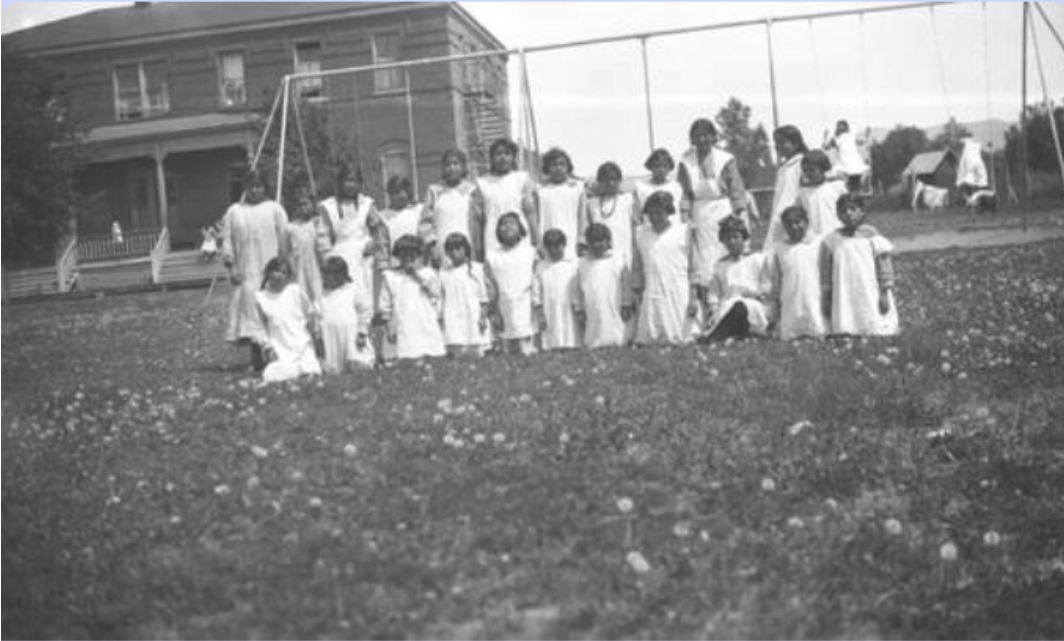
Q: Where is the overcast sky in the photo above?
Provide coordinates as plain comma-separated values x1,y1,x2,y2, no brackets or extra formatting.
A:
3,1,1063,175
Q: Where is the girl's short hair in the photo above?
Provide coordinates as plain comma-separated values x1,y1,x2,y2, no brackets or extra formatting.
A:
541,147,574,175
644,148,675,171
335,163,364,193
780,204,809,224
260,256,292,288
495,212,527,245
643,191,676,216
773,125,809,155
596,161,622,183
443,232,472,257
689,118,718,141
322,256,353,284
542,228,568,248
441,148,469,176
243,168,270,191
386,175,413,198
835,192,865,214
585,222,612,245
392,234,424,258
489,138,519,159
718,215,750,242
836,119,850,133
801,150,832,173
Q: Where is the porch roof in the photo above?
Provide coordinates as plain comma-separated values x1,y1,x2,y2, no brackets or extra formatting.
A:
81,113,261,164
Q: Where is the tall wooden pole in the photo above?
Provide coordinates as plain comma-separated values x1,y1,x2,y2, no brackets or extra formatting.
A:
765,16,780,164
1020,2,1030,230
639,37,656,153
277,77,290,203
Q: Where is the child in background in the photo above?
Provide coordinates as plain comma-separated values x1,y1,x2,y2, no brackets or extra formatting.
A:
533,148,584,260
287,187,324,304
632,192,695,346
485,212,539,356
319,256,376,373
380,176,423,259
635,148,685,222
475,138,537,259
422,149,478,267
825,120,868,193
770,205,827,341
701,216,773,343
764,125,809,253
378,234,446,361
820,194,899,337
798,150,848,239
584,162,637,269
254,257,322,383
439,233,490,356
533,229,582,351
575,223,633,349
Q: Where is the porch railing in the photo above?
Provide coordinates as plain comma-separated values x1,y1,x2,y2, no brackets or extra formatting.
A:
77,228,159,262
150,227,170,283
56,236,79,292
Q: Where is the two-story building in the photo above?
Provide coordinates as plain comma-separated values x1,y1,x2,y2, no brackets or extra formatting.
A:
4,2,510,251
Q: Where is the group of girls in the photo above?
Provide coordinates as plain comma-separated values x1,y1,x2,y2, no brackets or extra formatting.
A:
220,116,897,383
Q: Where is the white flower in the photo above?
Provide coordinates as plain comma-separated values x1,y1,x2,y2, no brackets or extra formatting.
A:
673,521,692,538
983,530,1001,546
940,541,959,561
309,497,323,509
432,413,445,426
616,497,634,513
595,395,606,406
626,551,651,574
473,433,486,444
436,398,453,413
787,516,804,528
761,477,777,492
787,420,812,436
492,432,505,444
559,432,571,444
214,484,231,496
251,445,269,459
884,518,903,535
343,443,358,457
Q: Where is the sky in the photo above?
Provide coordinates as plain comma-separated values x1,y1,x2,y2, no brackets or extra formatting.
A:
2,1,1063,175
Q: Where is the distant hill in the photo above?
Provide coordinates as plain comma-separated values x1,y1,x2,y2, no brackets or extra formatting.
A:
868,118,1011,150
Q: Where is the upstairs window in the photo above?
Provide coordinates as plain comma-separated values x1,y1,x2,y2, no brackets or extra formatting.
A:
294,41,323,99
372,33,404,94
114,60,169,121
218,51,246,107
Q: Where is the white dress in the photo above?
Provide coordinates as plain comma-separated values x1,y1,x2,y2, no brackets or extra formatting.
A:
317,195,378,302
633,222,694,345
680,147,741,287
477,171,533,256
832,131,868,176
764,154,804,253
704,252,773,337
956,139,989,188
320,281,376,373
439,262,490,348
822,229,899,336
771,237,827,340
486,243,537,340
424,181,476,262
288,220,322,304
585,193,637,269
220,199,289,344
576,253,629,349
533,258,581,350
535,180,584,259
381,204,423,254
798,180,848,240
378,267,447,359
255,284,321,382
634,179,684,220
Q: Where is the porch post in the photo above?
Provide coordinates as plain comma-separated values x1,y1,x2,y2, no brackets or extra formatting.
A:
153,144,169,232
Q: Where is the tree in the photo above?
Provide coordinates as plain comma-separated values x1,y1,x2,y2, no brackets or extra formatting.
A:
715,97,773,187
1005,101,1064,174
2,49,85,267
870,125,929,189
929,117,972,152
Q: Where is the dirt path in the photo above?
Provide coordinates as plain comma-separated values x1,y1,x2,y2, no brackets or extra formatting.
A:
893,224,1064,254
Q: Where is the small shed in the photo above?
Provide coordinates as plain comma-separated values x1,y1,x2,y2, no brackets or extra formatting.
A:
902,149,958,190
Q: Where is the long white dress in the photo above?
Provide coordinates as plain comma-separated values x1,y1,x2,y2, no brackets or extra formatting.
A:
288,219,322,304
585,193,637,269
680,147,742,287
832,131,868,177
378,267,447,359
424,180,476,263
477,171,533,256
485,243,537,340
634,179,685,220
320,281,376,373
771,236,827,340
704,252,773,337
956,139,989,188
633,222,694,346
576,253,630,349
798,180,848,240
764,154,805,253
439,262,490,348
255,284,322,382
317,195,379,303
381,204,423,254
822,229,899,337
533,258,581,350
535,180,584,259
220,198,289,344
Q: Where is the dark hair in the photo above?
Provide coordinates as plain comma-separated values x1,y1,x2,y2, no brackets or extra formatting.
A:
718,215,750,242
596,161,622,183
495,212,527,245
260,256,292,289
392,234,424,259
801,150,832,174
835,192,865,215
585,222,612,246
643,191,676,216
443,232,472,258
773,125,809,156
489,138,519,160
322,256,353,285
836,120,850,133
386,175,413,198
243,168,270,191
780,204,809,225
541,147,574,176
335,163,364,198
542,228,568,248
644,148,675,172
689,118,718,141
441,148,469,178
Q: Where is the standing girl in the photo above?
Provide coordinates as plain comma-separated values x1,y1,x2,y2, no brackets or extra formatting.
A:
701,216,773,343
484,212,538,356
770,205,827,341
798,150,848,239
439,233,491,356
377,235,447,361
475,138,537,259
820,194,899,337
764,125,809,253
422,149,478,266
632,192,695,346
533,148,584,260
533,229,581,351
255,257,322,383
286,186,323,304
634,148,685,222
584,161,637,269
319,256,376,373
380,176,423,258
575,223,633,349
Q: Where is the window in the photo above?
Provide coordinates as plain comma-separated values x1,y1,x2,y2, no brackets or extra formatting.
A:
114,60,169,121
294,41,323,99
379,147,411,188
372,33,404,93
218,51,246,107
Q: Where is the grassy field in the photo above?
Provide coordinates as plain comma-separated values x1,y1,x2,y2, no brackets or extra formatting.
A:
4,235,1063,639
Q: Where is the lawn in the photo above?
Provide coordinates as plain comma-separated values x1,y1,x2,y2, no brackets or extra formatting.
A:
3,238,1063,640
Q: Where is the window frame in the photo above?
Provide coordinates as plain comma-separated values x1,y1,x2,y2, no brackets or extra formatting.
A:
371,31,405,95
112,59,170,121
293,40,325,100
217,49,247,108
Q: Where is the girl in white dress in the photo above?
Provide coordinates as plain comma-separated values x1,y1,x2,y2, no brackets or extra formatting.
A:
634,148,685,223
533,148,584,260
798,150,849,240
632,192,695,346
439,233,490,357
255,257,322,383
317,163,388,309
380,176,423,261
763,125,809,253
286,188,323,305
770,205,827,341
825,120,868,193
820,194,899,337
422,149,478,266
584,162,637,269
575,223,633,350
319,256,376,373
701,216,773,343
475,138,537,259
485,212,538,356
533,229,581,351
378,235,447,361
